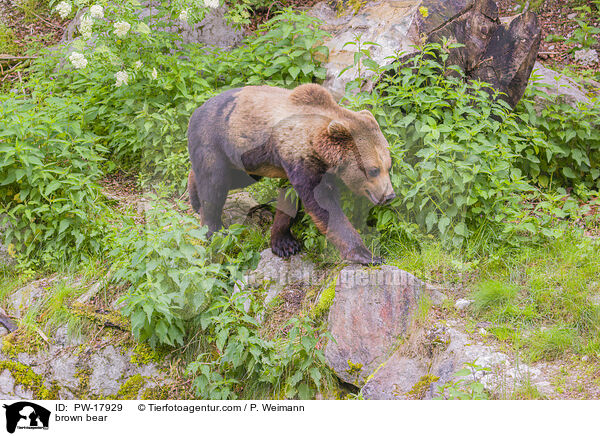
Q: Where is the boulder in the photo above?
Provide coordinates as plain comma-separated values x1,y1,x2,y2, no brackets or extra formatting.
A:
309,0,541,108
323,265,554,399
530,61,590,108
324,265,425,385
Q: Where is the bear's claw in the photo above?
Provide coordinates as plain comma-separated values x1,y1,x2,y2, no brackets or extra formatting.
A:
271,234,302,259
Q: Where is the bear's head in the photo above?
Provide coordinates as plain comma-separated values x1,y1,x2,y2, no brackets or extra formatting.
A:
325,110,395,206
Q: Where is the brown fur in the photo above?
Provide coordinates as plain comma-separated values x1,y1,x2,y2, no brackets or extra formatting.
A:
187,84,395,265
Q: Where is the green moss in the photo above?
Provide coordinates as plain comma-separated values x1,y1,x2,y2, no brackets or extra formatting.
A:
130,343,162,366
116,375,146,400
407,374,439,399
311,277,337,319
141,386,170,400
335,0,367,17
75,367,92,398
1,330,44,359
0,360,58,399
70,302,129,331
346,359,364,385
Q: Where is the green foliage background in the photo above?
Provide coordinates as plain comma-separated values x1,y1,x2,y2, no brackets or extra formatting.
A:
1,2,599,399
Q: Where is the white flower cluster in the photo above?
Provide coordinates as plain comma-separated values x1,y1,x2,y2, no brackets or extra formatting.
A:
79,15,93,39
204,0,219,8
151,68,158,80
134,60,142,70
115,70,129,87
90,4,104,19
179,9,188,23
69,51,88,69
55,1,72,18
113,21,131,38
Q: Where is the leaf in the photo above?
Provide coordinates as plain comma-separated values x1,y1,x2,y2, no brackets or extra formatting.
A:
58,219,70,234
562,167,576,179
137,22,151,35
288,66,301,80
425,211,437,233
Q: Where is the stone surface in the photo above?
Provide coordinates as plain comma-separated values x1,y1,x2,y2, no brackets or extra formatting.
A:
8,278,60,318
454,298,473,310
244,249,320,304
309,0,541,108
574,49,599,67
89,346,129,396
359,323,555,399
179,5,244,48
222,192,273,228
324,265,424,385
530,61,590,107
0,369,16,394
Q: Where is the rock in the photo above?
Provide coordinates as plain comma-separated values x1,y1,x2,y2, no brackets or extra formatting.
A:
574,49,599,67
425,284,448,306
309,0,541,108
180,6,244,48
222,191,273,228
530,61,590,108
324,265,425,386
76,282,103,304
8,278,58,318
361,356,428,399
454,298,473,310
0,369,16,395
14,385,34,400
358,323,554,399
51,355,81,391
244,249,319,304
88,346,129,396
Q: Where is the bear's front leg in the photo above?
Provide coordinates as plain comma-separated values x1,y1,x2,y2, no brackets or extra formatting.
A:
286,165,382,266
270,189,302,258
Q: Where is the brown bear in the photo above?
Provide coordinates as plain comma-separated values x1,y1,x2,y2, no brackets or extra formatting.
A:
187,83,395,265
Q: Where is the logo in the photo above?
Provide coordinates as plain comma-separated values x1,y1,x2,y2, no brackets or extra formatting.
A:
2,402,50,434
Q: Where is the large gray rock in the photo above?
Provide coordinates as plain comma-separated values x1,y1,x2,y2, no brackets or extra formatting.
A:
530,61,590,108
222,191,273,228
179,5,244,48
309,0,541,108
89,345,129,396
324,265,425,385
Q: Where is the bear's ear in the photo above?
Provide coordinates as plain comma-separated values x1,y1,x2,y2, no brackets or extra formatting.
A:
327,120,352,140
359,109,375,119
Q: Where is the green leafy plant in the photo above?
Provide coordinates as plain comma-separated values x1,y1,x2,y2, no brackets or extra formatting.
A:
435,361,490,400
0,95,107,267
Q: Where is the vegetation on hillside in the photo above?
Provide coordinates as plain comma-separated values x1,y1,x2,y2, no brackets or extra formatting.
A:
0,0,599,399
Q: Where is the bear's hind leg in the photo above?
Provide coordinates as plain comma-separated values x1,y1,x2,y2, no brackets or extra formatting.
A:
188,170,201,213
271,189,302,258
189,157,230,235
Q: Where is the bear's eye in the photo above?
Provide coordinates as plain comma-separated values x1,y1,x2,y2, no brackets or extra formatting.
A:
368,168,380,178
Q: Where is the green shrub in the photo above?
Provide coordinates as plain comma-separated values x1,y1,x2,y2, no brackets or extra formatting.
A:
343,43,546,249
516,76,600,190
0,95,107,267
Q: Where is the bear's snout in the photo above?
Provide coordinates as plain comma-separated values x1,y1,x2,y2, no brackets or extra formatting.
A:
381,192,396,205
